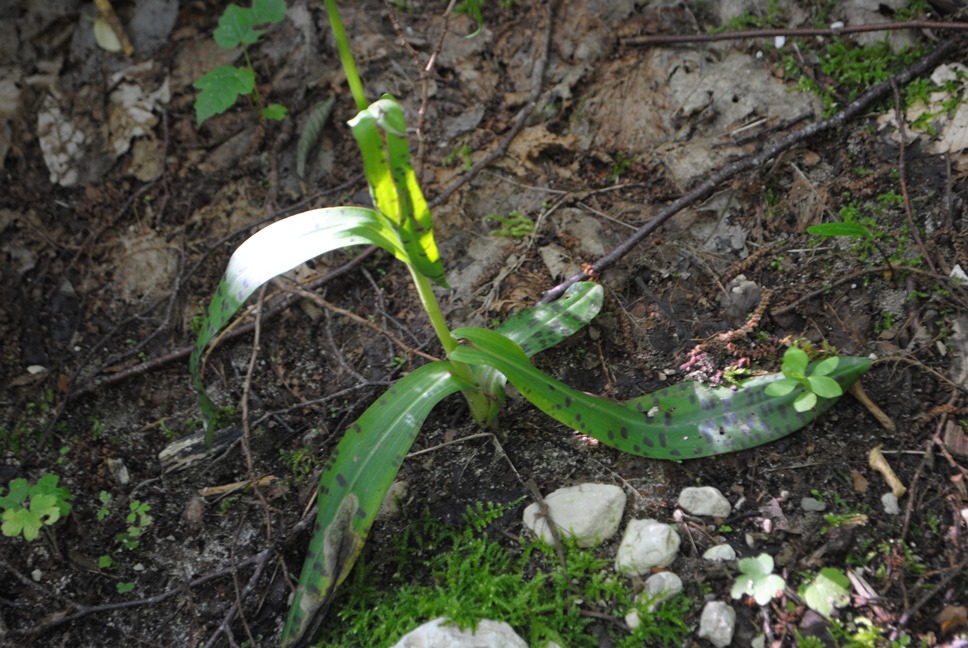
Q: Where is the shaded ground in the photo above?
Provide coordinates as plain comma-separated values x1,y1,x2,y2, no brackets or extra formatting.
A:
1,0,967,646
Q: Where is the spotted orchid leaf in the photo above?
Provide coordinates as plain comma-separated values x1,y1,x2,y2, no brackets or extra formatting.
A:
349,96,448,287
190,206,410,443
450,328,871,460
281,361,467,647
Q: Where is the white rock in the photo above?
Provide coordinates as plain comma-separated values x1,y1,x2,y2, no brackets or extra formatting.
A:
703,544,737,562
615,519,680,575
523,483,626,548
678,486,731,517
881,492,901,515
389,617,528,648
800,497,826,512
625,608,642,629
639,571,683,610
698,601,736,648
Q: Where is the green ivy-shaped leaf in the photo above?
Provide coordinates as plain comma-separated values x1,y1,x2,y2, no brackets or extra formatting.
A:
802,567,851,617
252,0,287,25
194,66,256,125
731,554,787,606
214,5,261,48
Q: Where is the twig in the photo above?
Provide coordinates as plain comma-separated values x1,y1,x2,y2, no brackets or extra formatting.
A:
623,21,968,46
74,246,379,396
284,284,442,362
539,36,961,304
891,79,936,274
429,0,556,207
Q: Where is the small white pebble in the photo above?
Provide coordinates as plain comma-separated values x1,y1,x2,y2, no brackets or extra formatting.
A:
830,21,844,29
881,492,901,515
774,36,785,48
31,569,42,581
801,497,826,512
698,601,736,648
703,544,737,562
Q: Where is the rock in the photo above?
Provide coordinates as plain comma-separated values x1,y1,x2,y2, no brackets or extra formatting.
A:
389,617,528,648
678,486,731,518
615,519,680,575
640,571,683,610
703,544,737,563
801,497,827,512
881,492,901,515
523,483,626,548
698,601,736,648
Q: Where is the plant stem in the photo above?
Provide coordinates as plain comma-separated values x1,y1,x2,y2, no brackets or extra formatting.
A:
408,266,456,355
324,0,368,111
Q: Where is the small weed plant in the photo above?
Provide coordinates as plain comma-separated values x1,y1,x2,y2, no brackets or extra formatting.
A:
0,474,73,542
316,501,690,647
186,2,871,644
194,0,288,126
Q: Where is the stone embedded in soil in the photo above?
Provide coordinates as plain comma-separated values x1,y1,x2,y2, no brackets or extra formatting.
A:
522,483,626,548
801,496,827,512
614,519,680,575
641,571,684,609
678,486,731,518
881,492,901,515
703,544,737,563
389,617,527,648
698,601,737,648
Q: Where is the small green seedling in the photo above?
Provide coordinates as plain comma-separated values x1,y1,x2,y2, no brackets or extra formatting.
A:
485,210,534,239
731,554,787,606
194,0,288,126
802,567,851,618
185,2,871,644
0,474,73,542
765,347,843,412
116,500,153,551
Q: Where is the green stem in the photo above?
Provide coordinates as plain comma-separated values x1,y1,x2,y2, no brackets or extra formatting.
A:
324,0,368,112
408,266,497,426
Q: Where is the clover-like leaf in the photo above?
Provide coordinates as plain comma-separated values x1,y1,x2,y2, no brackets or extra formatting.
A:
803,567,851,617
252,0,286,24
731,554,787,606
2,507,41,541
0,478,29,509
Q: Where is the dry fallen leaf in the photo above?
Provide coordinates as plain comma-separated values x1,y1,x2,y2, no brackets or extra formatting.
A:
935,605,968,635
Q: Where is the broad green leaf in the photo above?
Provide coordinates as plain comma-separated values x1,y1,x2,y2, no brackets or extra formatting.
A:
794,391,817,412
764,378,799,397
33,474,73,516
282,361,466,647
802,567,851,617
190,207,411,438
808,375,843,398
252,0,287,24
2,507,41,541
348,97,448,287
495,282,604,357
450,328,871,460
731,554,786,606
194,66,255,125
807,222,872,238
261,103,287,121
813,356,839,376
781,347,809,376
214,5,260,48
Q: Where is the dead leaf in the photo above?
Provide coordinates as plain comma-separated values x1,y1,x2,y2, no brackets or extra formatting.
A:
935,605,968,635
851,468,869,493
943,420,968,456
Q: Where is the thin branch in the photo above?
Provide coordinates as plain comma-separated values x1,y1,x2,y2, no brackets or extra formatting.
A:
623,21,968,46
539,36,961,304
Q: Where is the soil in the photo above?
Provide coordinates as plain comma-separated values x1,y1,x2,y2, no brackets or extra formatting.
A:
1,1,967,647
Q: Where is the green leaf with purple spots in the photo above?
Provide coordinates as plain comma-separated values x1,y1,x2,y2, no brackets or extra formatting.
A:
282,361,467,646
450,328,871,460
348,97,448,287
190,206,410,444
